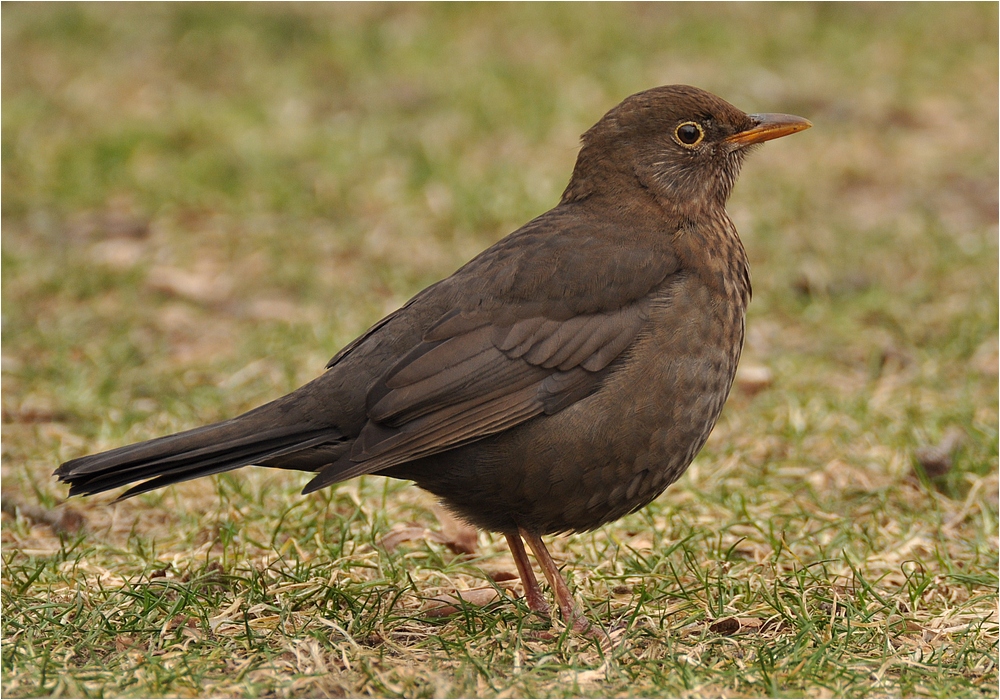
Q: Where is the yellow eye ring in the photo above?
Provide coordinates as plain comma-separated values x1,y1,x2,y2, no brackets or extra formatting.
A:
674,121,705,148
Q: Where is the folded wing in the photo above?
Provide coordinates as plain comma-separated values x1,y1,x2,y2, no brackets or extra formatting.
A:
302,298,651,491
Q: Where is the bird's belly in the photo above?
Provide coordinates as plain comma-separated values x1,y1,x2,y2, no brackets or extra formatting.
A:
397,284,745,535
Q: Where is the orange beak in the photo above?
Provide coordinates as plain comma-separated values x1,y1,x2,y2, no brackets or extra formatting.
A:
725,113,812,147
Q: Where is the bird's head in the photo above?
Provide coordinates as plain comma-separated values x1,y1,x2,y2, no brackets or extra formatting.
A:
563,85,811,214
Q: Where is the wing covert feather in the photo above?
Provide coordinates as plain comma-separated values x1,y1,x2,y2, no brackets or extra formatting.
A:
350,297,650,468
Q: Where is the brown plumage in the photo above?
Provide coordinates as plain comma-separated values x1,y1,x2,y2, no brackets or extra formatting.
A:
55,85,810,640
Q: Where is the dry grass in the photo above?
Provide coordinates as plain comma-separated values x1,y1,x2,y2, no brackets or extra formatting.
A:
3,3,997,697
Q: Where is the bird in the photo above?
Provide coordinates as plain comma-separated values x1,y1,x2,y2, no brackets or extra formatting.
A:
55,85,810,641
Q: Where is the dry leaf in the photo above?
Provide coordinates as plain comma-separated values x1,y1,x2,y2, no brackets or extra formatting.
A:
708,616,763,635
422,587,500,617
380,526,432,552
1,496,86,534
89,239,148,269
430,504,479,554
488,570,519,583
736,364,774,395
115,635,137,653
914,427,965,479
380,513,478,555
2,395,64,424
147,265,232,304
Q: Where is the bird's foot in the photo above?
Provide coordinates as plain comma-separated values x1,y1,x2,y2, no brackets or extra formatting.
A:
564,606,613,650
514,528,615,651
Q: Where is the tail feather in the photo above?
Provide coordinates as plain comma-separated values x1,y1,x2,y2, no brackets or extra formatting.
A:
55,416,342,499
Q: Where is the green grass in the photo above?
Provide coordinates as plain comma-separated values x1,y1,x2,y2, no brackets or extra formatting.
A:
3,3,997,697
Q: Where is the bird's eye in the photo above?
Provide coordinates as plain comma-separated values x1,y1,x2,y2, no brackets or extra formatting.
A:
674,122,705,147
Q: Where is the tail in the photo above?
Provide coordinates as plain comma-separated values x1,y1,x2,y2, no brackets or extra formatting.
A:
54,398,343,500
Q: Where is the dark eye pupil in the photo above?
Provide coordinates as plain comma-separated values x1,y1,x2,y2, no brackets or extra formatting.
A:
677,124,701,144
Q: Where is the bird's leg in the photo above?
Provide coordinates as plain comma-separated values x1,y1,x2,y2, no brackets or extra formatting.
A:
519,528,608,643
504,531,550,615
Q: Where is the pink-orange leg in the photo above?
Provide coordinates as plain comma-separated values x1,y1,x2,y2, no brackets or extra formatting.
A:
518,528,610,645
504,532,550,615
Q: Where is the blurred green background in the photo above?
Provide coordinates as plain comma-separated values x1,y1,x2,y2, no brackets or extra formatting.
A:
3,3,997,698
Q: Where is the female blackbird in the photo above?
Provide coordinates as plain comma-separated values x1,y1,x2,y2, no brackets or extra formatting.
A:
56,85,810,639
